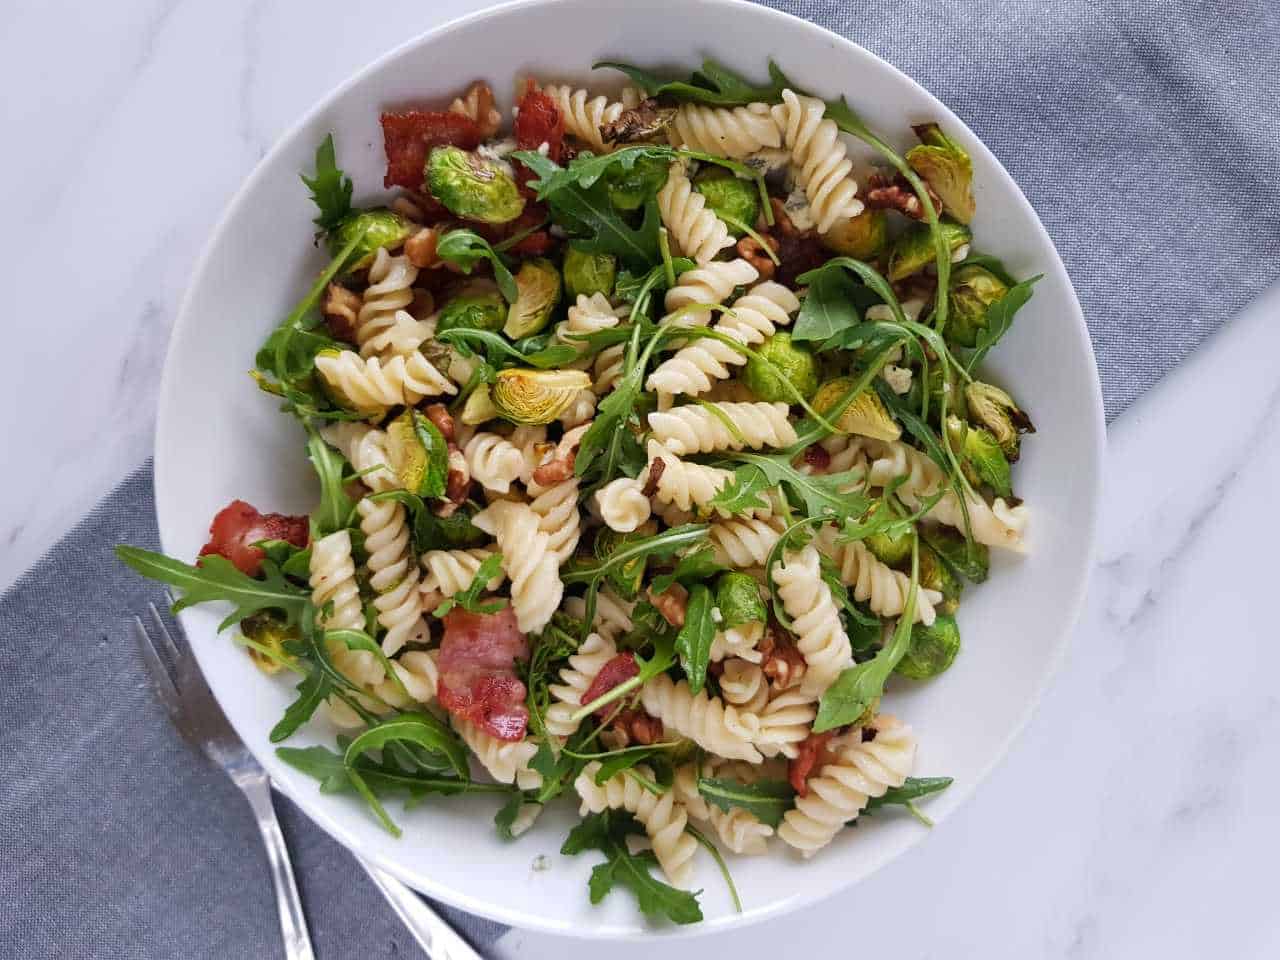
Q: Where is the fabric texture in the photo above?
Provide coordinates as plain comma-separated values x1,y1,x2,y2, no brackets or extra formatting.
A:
0,464,506,959
759,0,1280,420
5,3,1279,956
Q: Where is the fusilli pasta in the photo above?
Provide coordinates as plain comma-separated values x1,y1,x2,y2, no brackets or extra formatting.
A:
357,248,429,358
708,516,782,567
528,477,581,564
771,89,864,233
772,545,852,697
754,688,817,759
639,673,762,762
661,258,759,327
472,500,563,633
544,632,617,737
657,161,736,265
464,432,525,494
719,658,770,713
648,400,797,454
419,548,504,599
321,422,397,493
454,717,543,791
593,477,652,533
539,84,636,153
315,350,456,416
667,102,782,158
710,621,765,663
357,497,428,656
563,588,636,643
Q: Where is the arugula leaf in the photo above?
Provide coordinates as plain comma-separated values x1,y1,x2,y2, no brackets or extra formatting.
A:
300,133,353,233
716,453,870,523
698,776,795,828
594,58,798,107
649,545,727,596
586,743,684,785
432,553,507,618
278,743,506,800
435,327,577,370
675,584,715,694
513,151,661,270
344,712,473,836
863,776,953,814
434,229,519,302
814,537,920,732
494,793,527,841
116,547,309,631
791,262,864,343
306,427,356,538
269,667,330,743
563,524,710,588
324,629,411,701
527,145,680,198
562,811,703,924
964,274,1043,374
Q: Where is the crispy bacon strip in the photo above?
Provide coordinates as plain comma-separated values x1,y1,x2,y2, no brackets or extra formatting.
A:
437,607,530,741
580,652,639,717
788,730,837,797
380,111,482,190
198,500,308,577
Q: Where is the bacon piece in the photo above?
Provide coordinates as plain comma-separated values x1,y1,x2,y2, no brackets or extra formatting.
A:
580,652,639,717
802,444,831,471
607,708,664,747
437,607,530,741
381,111,483,190
514,81,565,161
788,730,837,797
198,500,308,577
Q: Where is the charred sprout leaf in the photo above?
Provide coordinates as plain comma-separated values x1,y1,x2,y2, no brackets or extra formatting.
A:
268,667,330,743
741,332,819,402
563,247,618,299
675,584,716,693
438,287,506,334
863,776,953,814
922,526,988,583
115,547,309,631
961,424,1012,498
888,219,971,283
821,208,888,259
955,252,1016,285
594,58,798,107
918,544,963,616
427,145,524,225
504,258,562,338
697,776,795,828
306,426,356,538
432,553,506,618
301,133,353,233
328,209,413,273
491,368,592,424
607,154,675,212
435,230,519,302
948,265,1009,348
865,526,913,567
595,527,651,601
239,609,302,673
563,812,703,924
385,410,449,498
812,377,902,442
965,381,1034,462
895,614,961,679
964,274,1043,374
906,123,975,225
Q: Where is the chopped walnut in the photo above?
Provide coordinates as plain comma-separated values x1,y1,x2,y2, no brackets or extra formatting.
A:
449,81,502,139
530,426,585,488
436,446,470,517
599,99,676,144
736,234,780,281
863,172,942,222
601,709,664,749
759,625,807,690
423,403,456,443
640,456,666,497
321,283,361,344
802,444,831,472
404,227,440,269
648,583,689,629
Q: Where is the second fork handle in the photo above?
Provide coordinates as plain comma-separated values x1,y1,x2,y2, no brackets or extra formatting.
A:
358,859,482,960
240,775,316,960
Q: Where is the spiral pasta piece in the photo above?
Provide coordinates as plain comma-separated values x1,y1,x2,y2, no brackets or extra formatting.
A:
529,477,581,564
419,547,505,599
309,530,363,632
320,422,397,493
358,497,428,656
593,477,652,533
448,81,501,137
575,762,699,886
639,673,761,762
540,84,634,153
688,758,780,855
719,659,770,713
454,717,543,791
754,688,817,759
815,527,941,625
667,102,782,158
863,439,1028,551
544,633,618,737
593,343,626,396
710,621,765,663
642,440,764,519
773,545,852,697
472,500,563,633
563,588,636,643
375,650,440,708
708,516,783,568
315,350,456,415
771,89,864,233
647,279,795,396
649,401,797,455
658,162,736,265
661,258,759,328
777,715,917,856
555,293,629,356
357,248,429,358
559,389,597,429
464,432,525,494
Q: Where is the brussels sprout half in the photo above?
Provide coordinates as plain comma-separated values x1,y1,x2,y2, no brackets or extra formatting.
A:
948,265,1010,348
504,258,562,339
491,368,591,425
327,208,414,272
240,611,299,674
922,525,989,583
460,384,499,425
865,528,912,567
427,145,525,225
813,377,902,442
693,168,760,236
888,219,972,283
965,381,1034,462
386,409,449,497
741,332,819,403
437,284,507,334
895,614,961,680
961,423,1012,499
715,572,766,628
918,544,962,616
821,208,888,260
607,155,670,211
906,124,975,225
563,248,617,299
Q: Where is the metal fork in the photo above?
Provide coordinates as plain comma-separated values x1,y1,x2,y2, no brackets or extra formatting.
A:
131,602,482,960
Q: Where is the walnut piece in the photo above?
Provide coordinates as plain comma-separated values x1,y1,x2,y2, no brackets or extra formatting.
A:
736,234,779,281
647,583,689,629
321,283,361,344
863,172,942,222
404,227,440,269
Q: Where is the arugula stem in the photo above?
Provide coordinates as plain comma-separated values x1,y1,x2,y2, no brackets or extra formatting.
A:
658,227,676,288
721,215,780,265
905,800,934,828
274,227,367,383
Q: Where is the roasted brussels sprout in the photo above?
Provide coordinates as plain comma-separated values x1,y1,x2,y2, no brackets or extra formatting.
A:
820,208,888,259
436,284,507,333
715,571,766,627
491,368,591,424
387,409,449,497
742,332,819,403
960,423,1012,499
922,525,989,583
563,248,617,299
888,219,972,282
948,265,1009,348
965,381,1034,462
595,525,655,601
866,527,912,567
924,361,965,420
328,208,414,272
240,611,299,675
426,145,525,225
918,543,962,616
606,155,670,211
895,614,961,680
460,384,499,425
813,377,902,442
906,124,975,225
504,258,562,338
693,168,759,235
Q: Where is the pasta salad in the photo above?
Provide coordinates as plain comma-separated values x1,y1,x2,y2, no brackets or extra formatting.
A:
120,59,1039,924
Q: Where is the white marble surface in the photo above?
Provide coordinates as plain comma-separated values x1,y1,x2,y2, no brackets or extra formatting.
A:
4,1,1278,956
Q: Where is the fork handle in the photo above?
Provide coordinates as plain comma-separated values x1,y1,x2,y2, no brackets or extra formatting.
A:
239,776,316,960
358,859,483,960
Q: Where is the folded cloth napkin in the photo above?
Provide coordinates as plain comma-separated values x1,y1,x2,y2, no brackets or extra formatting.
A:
0,463,507,959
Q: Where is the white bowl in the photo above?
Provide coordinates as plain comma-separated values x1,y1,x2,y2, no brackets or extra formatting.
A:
155,0,1103,938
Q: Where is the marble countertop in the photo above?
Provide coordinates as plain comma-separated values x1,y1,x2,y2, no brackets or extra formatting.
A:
5,1,1277,956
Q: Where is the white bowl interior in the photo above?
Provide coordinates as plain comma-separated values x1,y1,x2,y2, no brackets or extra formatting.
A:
155,0,1103,938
